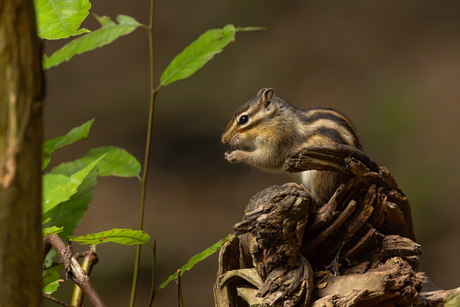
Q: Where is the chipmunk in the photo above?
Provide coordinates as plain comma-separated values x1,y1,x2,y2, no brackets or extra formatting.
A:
222,88,362,205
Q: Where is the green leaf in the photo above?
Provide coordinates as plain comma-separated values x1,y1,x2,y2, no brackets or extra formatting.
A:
42,217,51,224
158,234,231,290
42,119,94,170
34,0,91,40
43,160,98,240
43,226,64,237
43,278,63,295
43,14,143,69
69,229,152,247
235,26,265,32
159,25,262,88
160,25,235,88
80,146,141,178
43,248,58,269
42,174,80,213
43,146,139,240
42,155,105,214
42,265,61,296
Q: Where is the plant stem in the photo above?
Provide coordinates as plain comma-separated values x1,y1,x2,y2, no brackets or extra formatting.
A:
176,270,184,307
71,246,98,307
43,293,73,307
148,240,157,306
130,0,157,306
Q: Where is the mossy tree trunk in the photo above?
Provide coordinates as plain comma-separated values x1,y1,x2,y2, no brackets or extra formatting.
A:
0,0,44,305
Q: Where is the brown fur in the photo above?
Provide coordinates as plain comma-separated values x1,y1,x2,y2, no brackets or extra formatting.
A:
222,88,361,205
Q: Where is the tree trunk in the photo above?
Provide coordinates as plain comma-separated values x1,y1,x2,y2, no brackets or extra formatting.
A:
0,0,44,305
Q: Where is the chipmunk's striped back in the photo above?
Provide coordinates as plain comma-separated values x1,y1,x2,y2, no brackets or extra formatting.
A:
294,107,362,151
222,88,361,205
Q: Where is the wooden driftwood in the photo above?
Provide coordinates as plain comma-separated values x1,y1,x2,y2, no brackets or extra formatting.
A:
214,144,460,307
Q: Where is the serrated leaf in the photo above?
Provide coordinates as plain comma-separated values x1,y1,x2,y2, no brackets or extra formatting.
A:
69,229,152,247
44,161,97,240
43,278,63,295
159,25,262,88
80,146,141,178
42,119,94,170
34,0,91,40
43,14,143,69
158,234,231,290
43,226,64,237
42,155,105,214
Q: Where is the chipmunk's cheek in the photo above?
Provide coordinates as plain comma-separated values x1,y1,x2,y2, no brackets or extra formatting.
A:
245,132,257,142
229,134,241,146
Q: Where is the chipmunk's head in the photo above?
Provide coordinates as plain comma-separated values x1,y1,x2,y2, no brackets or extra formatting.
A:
221,88,279,148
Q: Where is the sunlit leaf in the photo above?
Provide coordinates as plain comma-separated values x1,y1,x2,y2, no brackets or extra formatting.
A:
80,146,141,178
43,226,64,237
42,155,104,214
158,234,231,290
43,161,97,240
43,14,142,69
43,146,139,239
160,25,262,88
42,174,79,213
42,119,94,170
34,0,91,39
69,228,152,247
43,278,63,295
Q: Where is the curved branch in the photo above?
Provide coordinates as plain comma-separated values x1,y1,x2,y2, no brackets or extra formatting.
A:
44,235,106,307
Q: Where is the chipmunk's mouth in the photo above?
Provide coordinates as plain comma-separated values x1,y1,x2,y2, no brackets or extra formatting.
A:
225,144,253,154
225,135,254,152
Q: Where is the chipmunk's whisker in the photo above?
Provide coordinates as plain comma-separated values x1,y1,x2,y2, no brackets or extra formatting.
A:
207,122,225,132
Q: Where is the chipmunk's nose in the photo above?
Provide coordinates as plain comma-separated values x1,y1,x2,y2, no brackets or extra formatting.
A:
221,132,231,144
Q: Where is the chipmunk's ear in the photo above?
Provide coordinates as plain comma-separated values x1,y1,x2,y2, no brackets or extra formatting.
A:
256,88,267,97
262,88,275,108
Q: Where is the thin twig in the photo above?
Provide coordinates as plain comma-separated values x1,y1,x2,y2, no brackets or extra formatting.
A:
130,0,157,305
148,239,156,306
176,269,184,307
44,235,106,307
43,293,74,307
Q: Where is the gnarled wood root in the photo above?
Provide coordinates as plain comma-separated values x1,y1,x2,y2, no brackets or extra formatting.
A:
214,144,458,307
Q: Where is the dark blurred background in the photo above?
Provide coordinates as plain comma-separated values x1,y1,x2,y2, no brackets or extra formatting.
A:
43,1,460,306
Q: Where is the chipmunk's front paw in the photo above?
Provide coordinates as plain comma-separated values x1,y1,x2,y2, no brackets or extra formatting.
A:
224,150,245,164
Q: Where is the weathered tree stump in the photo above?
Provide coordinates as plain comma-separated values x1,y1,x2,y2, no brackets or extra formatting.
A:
214,145,460,306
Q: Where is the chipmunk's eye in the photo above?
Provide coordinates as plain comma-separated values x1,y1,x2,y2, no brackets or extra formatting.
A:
238,115,249,125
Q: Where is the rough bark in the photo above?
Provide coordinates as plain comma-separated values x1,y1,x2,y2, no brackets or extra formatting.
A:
214,145,458,307
44,235,106,307
0,0,44,305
